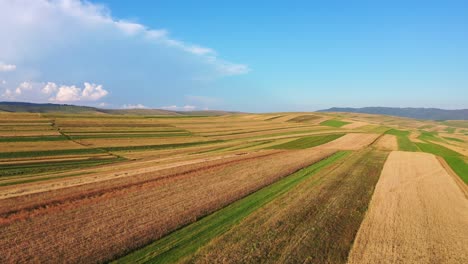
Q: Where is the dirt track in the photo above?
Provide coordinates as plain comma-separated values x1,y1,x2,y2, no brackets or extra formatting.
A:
348,151,468,264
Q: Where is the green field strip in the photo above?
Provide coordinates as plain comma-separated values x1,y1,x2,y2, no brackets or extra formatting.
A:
267,134,345,149
418,130,445,143
0,135,68,142
319,119,350,128
114,151,350,264
68,132,192,139
359,125,390,133
443,136,464,142
64,129,186,134
441,121,468,129
385,129,419,151
104,140,225,152
0,148,107,159
0,157,125,180
445,127,456,133
200,127,308,137
0,140,225,158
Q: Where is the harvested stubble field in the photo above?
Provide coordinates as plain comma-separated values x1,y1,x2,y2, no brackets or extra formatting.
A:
348,151,468,264
0,111,466,264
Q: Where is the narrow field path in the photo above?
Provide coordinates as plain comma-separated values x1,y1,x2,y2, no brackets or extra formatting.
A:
348,151,468,264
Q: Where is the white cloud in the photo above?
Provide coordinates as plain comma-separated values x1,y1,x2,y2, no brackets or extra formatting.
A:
81,82,108,100
0,0,248,77
53,85,81,101
0,62,16,72
49,82,108,102
41,82,58,94
122,103,147,109
160,105,196,111
15,82,33,95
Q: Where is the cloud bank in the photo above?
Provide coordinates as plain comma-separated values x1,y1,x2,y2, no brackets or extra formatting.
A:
0,0,248,106
1,81,108,102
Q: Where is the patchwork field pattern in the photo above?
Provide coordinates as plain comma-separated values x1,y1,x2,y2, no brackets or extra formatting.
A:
0,111,466,263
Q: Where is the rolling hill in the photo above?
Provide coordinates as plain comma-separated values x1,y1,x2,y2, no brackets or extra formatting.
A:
318,107,468,120
0,102,238,116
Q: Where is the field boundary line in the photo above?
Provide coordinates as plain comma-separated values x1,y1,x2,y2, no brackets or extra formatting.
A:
437,156,468,198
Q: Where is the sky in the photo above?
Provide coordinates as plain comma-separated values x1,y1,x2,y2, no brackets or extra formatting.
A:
0,0,467,112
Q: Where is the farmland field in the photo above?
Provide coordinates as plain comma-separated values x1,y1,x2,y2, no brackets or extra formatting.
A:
0,110,467,263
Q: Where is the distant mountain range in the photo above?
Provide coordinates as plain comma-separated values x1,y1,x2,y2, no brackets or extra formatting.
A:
318,107,468,120
0,102,238,116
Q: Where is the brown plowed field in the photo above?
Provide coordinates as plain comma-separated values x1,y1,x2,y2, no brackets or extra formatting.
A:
348,151,468,264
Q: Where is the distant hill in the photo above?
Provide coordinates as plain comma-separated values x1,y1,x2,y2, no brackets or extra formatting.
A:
318,107,468,120
0,102,239,116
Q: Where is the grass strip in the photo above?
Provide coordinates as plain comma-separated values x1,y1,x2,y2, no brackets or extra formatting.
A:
443,137,464,143
267,134,344,149
320,119,350,128
0,148,106,159
104,140,224,152
385,129,419,151
69,133,191,139
0,157,125,178
114,151,350,264
0,135,68,142
0,140,224,158
418,130,445,143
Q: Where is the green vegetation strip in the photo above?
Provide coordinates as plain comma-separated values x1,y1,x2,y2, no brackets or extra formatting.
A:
0,135,68,142
0,140,224,158
0,148,106,159
319,119,350,127
385,129,419,151
0,157,125,179
267,134,344,149
69,132,191,139
445,127,456,133
418,130,444,143
443,137,464,143
104,140,224,152
114,151,350,264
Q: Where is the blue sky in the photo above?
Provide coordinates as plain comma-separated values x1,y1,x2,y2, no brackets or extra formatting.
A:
0,0,467,111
